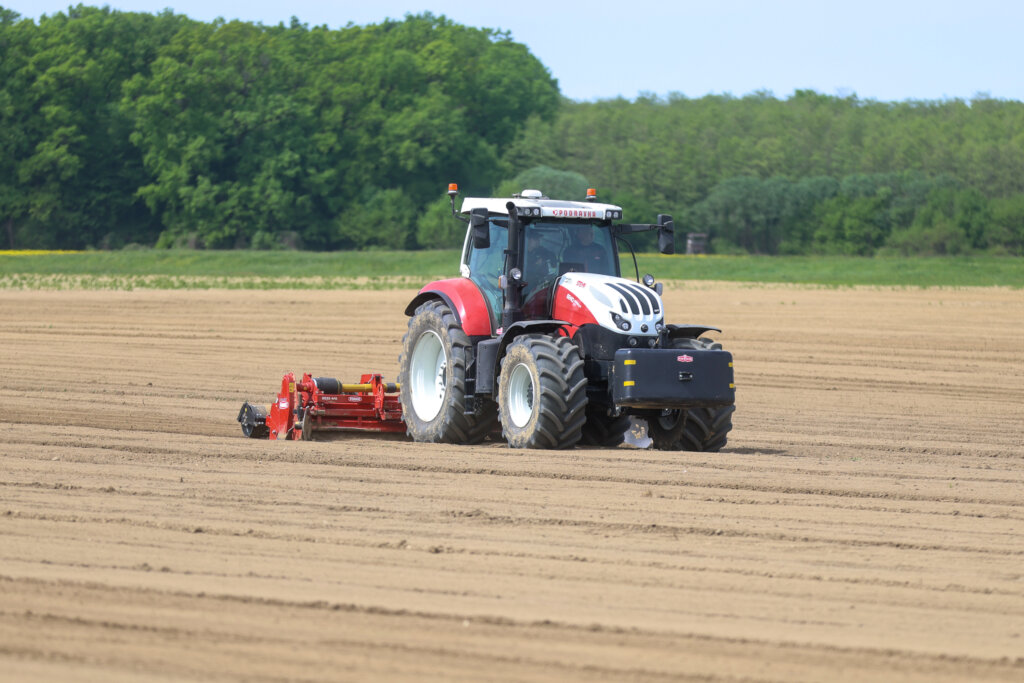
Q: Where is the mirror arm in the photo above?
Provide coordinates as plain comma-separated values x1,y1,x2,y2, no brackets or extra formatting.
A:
449,194,469,223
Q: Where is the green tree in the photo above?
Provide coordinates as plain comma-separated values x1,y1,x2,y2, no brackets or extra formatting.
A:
813,193,891,255
415,195,464,249
336,188,417,249
986,195,1024,255
0,6,182,248
123,12,558,250
886,187,994,255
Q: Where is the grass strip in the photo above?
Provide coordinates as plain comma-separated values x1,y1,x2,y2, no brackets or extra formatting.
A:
1,250,1020,289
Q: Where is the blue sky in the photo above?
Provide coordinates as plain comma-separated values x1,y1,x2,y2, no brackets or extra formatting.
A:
9,0,1022,102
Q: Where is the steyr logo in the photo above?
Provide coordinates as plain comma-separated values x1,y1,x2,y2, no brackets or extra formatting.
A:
677,354,694,363
552,208,598,218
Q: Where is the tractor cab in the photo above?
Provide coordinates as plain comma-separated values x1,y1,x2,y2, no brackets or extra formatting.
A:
456,189,650,332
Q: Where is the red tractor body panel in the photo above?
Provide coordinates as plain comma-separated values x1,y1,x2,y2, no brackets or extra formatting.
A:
550,280,599,335
414,278,493,337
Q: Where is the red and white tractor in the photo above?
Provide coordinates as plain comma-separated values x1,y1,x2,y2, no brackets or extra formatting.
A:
239,186,735,450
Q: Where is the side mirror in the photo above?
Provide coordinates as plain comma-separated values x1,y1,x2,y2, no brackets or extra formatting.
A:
657,214,675,255
470,208,490,249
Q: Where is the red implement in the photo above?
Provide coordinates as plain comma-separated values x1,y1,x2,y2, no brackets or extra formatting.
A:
238,373,405,440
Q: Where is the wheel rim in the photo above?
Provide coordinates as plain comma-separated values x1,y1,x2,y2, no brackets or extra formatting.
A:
656,409,683,431
409,330,447,421
506,362,535,428
300,409,314,441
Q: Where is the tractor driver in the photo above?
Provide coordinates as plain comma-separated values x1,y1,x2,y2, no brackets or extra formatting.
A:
521,231,558,318
524,232,556,282
570,224,609,273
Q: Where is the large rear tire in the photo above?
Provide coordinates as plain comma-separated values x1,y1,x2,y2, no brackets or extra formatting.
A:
498,335,587,449
580,405,631,448
648,405,734,452
399,300,496,443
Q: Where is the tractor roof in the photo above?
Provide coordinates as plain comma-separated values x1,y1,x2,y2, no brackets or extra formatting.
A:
461,195,623,220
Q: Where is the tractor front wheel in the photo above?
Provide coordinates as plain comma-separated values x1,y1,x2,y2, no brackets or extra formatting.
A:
497,334,587,449
399,300,495,443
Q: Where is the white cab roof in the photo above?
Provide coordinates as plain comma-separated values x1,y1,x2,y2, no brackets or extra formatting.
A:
460,196,622,219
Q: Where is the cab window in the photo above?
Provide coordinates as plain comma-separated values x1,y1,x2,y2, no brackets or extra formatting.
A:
466,220,507,330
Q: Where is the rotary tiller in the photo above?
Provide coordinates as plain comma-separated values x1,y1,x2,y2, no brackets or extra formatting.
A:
237,372,404,440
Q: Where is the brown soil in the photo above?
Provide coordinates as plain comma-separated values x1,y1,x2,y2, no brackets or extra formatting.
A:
1,284,1022,682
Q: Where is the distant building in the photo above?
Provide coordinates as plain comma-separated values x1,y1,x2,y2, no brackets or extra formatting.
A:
686,232,708,255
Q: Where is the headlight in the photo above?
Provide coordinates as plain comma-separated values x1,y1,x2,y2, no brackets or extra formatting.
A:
611,312,631,331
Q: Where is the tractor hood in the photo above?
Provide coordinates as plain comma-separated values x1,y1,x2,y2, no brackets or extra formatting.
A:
555,272,663,336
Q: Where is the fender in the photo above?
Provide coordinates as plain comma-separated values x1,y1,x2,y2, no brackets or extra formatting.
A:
404,278,493,337
664,324,722,341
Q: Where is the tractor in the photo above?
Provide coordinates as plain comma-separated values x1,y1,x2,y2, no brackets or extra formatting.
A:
238,185,735,450
397,185,735,450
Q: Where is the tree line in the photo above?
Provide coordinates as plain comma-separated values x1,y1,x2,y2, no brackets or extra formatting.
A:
1,5,1022,255
505,94,1024,255
0,5,558,250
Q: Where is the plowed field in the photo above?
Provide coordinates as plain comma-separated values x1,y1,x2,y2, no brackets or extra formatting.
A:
2,284,1022,682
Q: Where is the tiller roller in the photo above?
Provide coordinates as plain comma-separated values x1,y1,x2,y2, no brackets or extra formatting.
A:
238,373,404,440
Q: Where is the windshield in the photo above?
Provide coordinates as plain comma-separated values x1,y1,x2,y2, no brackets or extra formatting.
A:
467,219,618,326
526,222,616,276
522,222,617,316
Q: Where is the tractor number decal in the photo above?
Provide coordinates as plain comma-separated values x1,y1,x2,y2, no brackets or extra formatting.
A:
576,280,586,288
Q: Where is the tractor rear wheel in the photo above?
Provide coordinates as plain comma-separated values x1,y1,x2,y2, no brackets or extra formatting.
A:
648,404,735,452
399,300,496,443
498,334,587,449
580,405,631,448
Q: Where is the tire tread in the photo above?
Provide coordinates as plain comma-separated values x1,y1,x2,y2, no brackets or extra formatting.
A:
499,334,587,449
399,300,496,444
